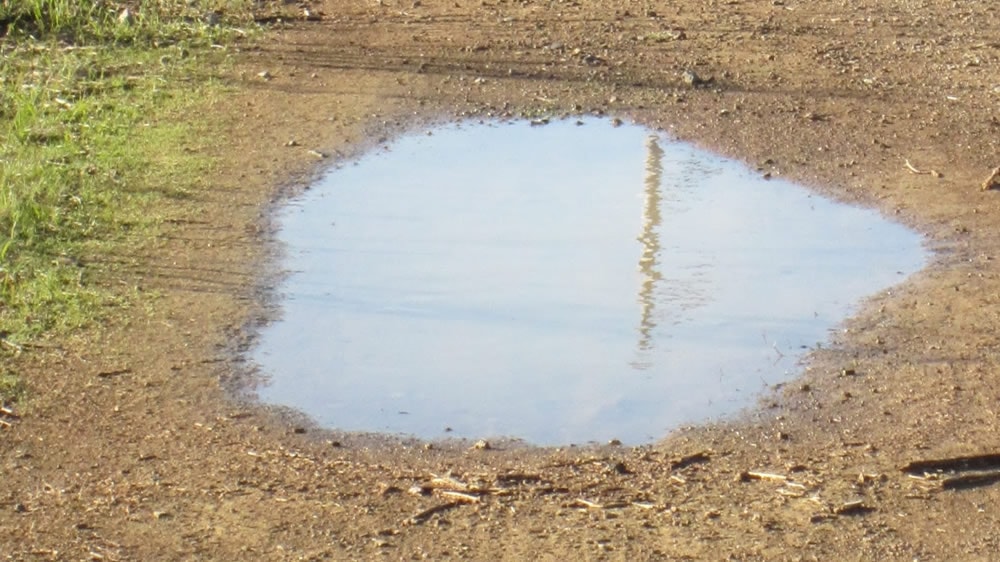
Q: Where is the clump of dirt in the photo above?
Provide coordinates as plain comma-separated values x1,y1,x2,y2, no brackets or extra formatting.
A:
3,0,1000,559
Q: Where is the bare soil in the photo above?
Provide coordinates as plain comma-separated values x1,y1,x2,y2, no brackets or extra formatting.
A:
3,0,1000,559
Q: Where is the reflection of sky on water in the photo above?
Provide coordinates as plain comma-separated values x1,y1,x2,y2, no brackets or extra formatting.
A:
254,119,926,445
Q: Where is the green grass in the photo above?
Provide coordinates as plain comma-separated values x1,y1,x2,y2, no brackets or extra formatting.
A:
0,368,26,403
0,1,262,397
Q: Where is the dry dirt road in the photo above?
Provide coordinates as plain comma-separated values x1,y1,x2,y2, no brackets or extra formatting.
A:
3,0,1000,559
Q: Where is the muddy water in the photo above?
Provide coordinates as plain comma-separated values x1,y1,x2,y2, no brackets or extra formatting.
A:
254,119,925,445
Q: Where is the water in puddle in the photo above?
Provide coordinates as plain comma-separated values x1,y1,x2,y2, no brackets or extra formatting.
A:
253,119,925,445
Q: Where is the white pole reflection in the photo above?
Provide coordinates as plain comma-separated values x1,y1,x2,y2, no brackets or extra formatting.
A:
635,135,664,363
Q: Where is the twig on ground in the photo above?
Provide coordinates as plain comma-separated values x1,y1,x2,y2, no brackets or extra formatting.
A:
404,501,463,525
941,470,1000,490
901,453,1000,474
904,159,943,178
670,451,711,470
739,471,788,482
436,490,481,503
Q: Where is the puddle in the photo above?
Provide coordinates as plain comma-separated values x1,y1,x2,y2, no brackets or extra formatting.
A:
253,119,925,445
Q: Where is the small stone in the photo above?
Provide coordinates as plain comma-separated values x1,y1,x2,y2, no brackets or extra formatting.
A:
608,438,622,446
681,69,703,86
118,8,134,26
609,461,631,474
257,70,273,80
472,439,491,450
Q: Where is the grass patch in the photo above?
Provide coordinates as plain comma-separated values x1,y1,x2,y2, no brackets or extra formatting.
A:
0,368,27,403
0,1,259,344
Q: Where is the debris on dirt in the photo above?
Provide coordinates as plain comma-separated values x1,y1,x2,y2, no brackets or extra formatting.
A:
902,454,1000,490
939,471,1000,490
681,69,710,87
95,368,133,379
834,499,873,516
437,490,481,503
471,439,492,450
738,470,788,483
904,158,943,178
670,451,711,470
901,453,1000,474
404,501,464,525
0,333,23,354
982,166,1000,191
570,498,604,509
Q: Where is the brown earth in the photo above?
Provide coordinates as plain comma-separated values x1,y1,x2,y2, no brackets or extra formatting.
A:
3,0,1000,559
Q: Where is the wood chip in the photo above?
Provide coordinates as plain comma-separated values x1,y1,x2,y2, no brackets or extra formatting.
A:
739,471,788,483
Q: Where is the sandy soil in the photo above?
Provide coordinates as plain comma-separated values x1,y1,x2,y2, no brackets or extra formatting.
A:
3,0,1000,559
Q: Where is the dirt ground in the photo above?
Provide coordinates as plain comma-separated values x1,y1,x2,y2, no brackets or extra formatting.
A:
3,0,1000,559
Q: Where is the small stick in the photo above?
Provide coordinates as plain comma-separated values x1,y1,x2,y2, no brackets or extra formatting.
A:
0,406,19,419
901,453,1000,474
941,470,1000,490
670,451,711,470
904,159,943,178
404,501,463,525
739,471,788,482
571,498,603,509
0,419,11,428
429,474,469,491
436,490,480,503
96,368,133,379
